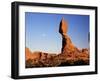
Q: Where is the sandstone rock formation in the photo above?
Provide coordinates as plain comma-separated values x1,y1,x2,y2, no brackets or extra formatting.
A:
58,18,89,65
26,47,41,60
26,18,89,68
59,18,77,54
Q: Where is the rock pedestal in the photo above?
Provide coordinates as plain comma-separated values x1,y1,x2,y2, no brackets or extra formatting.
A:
59,18,75,54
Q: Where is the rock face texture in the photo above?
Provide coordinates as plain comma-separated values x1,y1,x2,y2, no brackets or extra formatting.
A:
59,18,76,54
26,18,89,68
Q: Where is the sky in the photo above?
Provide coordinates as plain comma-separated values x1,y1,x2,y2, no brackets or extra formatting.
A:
25,12,89,53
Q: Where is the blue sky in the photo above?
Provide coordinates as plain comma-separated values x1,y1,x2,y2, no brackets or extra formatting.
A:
25,12,89,53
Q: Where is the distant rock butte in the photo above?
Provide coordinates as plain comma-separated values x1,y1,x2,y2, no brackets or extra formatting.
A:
26,18,89,68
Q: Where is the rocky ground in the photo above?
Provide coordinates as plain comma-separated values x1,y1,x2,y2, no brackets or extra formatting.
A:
25,47,89,68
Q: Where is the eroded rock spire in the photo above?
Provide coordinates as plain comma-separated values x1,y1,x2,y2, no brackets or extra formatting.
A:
59,17,68,35
59,18,75,54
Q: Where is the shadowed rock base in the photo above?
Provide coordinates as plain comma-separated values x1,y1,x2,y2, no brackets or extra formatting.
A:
26,18,89,68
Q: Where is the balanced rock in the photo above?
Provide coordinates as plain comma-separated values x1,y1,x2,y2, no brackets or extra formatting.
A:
59,17,68,34
59,18,76,54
